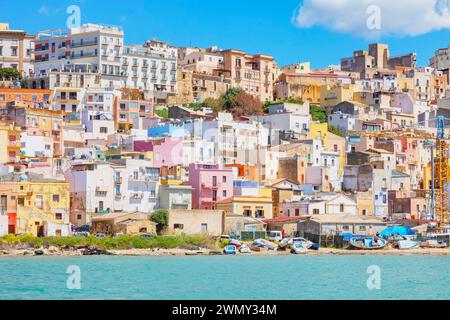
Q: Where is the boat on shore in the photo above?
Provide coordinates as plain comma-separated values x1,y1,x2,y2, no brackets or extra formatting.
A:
421,239,447,249
224,245,237,255
291,243,308,254
350,237,387,250
397,238,420,250
239,245,252,254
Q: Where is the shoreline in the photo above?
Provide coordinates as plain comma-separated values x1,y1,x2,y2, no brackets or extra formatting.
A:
1,247,450,257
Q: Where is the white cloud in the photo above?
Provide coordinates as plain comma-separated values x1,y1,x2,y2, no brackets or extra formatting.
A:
38,5,50,15
292,0,450,38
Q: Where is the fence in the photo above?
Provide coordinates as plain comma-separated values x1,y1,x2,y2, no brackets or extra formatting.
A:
302,232,349,248
240,231,267,241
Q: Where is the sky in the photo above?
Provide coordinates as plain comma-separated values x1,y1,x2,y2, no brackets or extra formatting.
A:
2,0,450,69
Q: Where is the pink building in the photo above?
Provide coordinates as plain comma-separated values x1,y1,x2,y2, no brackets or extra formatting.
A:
134,137,183,168
187,164,234,210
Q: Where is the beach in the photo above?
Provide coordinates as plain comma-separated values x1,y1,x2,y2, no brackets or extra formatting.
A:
1,246,450,257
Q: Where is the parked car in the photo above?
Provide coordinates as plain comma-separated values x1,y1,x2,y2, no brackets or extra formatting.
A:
73,232,90,238
113,233,125,238
268,231,283,242
220,235,231,242
140,233,156,238
95,233,107,238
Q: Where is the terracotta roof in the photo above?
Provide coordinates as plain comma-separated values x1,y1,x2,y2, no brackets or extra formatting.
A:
263,216,308,223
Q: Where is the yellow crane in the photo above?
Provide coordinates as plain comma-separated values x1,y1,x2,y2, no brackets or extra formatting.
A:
349,116,449,229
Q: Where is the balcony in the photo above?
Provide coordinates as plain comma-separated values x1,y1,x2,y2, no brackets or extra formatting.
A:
71,40,99,48
71,51,97,59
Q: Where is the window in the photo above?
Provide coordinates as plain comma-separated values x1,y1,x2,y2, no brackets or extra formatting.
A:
243,210,252,217
53,195,60,202
35,195,43,209
222,176,227,183
201,224,208,233
342,225,350,231
174,224,184,230
55,213,63,220
77,214,82,220
223,190,227,198
340,204,345,213
18,197,25,206
99,127,108,133
359,226,367,231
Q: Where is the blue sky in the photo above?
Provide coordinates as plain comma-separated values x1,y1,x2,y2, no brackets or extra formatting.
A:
1,0,450,68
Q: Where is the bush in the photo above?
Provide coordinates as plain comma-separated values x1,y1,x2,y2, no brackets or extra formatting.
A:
0,234,214,250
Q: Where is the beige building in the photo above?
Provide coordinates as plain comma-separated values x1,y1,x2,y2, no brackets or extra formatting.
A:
0,23,34,77
192,72,231,102
168,209,225,236
91,212,157,236
221,49,276,102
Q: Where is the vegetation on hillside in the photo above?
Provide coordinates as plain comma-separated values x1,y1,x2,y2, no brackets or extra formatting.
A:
310,104,327,123
0,68,21,80
154,107,168,119
0,234,215,250
328,124,345,137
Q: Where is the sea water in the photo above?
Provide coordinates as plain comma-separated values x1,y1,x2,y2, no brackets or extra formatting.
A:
0,255,449,300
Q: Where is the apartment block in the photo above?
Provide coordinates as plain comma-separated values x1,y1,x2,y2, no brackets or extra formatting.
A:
0,23,34,77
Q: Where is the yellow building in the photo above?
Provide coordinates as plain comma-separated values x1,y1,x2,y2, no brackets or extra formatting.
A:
310,123,346,177
0,121,21,163
0,173,70,237
215,196,273,220
320,84,357,111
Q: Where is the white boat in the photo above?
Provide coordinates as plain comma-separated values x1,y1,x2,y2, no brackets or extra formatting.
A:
239,245,252,254
398,239,420,250
291,243,308,254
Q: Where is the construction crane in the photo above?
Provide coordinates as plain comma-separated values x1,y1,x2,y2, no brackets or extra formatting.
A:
349,116,449,230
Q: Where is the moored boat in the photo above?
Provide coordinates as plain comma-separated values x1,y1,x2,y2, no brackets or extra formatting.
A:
291,243,308,254
397,238,420,250
350,237,386,250
420,239,447,249
239,245,252,254
223,245,237,255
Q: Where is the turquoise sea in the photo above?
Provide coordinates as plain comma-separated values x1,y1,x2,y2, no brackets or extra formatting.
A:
0,255,449,300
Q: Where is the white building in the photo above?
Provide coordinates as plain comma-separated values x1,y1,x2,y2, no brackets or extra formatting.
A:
34,24,125,88
122,39,178,103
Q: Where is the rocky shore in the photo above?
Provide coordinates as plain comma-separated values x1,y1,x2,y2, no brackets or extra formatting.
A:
1,245,450,257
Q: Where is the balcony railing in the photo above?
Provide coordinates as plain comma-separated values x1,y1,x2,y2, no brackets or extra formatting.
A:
71,40,99,48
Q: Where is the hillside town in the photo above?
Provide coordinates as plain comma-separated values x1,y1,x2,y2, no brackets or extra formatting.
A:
1,21,450,243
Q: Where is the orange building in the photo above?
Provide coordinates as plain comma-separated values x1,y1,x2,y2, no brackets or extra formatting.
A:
0,88,51,106
225,164,258,182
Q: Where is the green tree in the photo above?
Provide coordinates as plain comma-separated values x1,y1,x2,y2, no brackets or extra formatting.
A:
328,124,344,137
0,68,21,80
310,104,327,123
151,209,169,233
222,87,244,110
155,108,168,119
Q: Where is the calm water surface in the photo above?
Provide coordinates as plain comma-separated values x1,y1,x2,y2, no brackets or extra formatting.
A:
0,255,449,300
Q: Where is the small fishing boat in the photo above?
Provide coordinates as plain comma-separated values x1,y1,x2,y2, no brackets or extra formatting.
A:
279,237,314,250
229,239,242,248
254,239,277,250
223,245,237,255
291,243,308,254
239,245,252,254
397,237,420,250
309,243,320,251
350,237,387,250
421,239,447,249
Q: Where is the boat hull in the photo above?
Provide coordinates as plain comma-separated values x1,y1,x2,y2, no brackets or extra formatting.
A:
350,237,387,250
